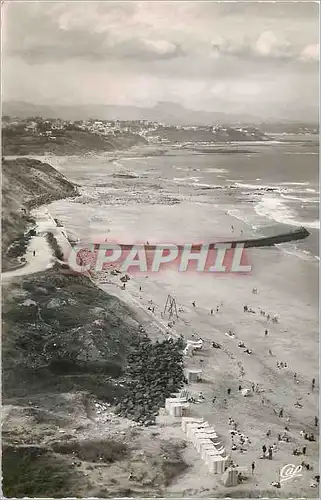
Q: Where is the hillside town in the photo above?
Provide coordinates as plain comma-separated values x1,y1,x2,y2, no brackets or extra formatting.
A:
2,115,270,146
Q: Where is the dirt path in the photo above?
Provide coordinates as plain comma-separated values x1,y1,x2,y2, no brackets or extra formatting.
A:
2,207,71,282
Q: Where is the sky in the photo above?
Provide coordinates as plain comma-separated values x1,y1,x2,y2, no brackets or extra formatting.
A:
2,1,320,120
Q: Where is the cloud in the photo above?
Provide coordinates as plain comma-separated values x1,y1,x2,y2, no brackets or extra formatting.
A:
211,30,315,64
254,31,291,58
300,44,320,62
3,2,183,63
2,1,319,121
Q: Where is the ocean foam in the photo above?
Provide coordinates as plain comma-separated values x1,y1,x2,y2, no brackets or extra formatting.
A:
203,168,228,173
280,194,319,204
255,195,320,230
275,243,318,262
279,181,310,186
226,208,259,230
235,182,275,190
173,176,202,182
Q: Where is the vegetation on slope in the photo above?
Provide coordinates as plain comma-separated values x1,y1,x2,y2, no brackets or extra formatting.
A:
2,445,85,498
2,269,143,400
2,158,78,270
2,127,147,155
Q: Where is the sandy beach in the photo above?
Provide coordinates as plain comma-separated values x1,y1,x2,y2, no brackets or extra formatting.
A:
43,145,319,496
90,219,318,495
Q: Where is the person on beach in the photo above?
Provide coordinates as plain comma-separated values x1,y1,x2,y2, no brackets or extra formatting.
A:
33,250,36,257
266,430,271,437
216,306,219,312
227,388,231,395
294,373,297,380
239,385,242,391
312,378,315,390
302,446,307,455
279,408,284,418
210,309,213,315
269,349,273,356
231,225,234,232
268,447,273,460
243,305,248,312
262,444,267,458
139,286,142,291
265,329,268,336
192,301,196,307
251,461,255,474
315,416,318,427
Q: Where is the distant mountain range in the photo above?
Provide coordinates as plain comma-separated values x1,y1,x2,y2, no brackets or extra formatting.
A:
2,101,318,129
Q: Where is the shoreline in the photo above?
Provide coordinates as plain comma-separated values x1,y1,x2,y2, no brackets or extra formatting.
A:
46,147,317,495
92,236,318,495
3,150,318,496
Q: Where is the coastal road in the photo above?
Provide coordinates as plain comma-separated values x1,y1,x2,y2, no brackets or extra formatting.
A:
2,207,70,283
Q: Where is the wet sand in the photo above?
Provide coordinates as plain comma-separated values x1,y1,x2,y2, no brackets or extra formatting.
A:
87,206,319,496
46,151,319,496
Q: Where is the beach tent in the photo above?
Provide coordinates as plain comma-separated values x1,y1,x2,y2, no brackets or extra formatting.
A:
185,369,203,383
203,447,221,462
196,436,218,453
221,466,239,487
208,455,230,474
186,423,210,440
192,429,217,447
196,438,215,454
185,421,209,439
201,445,218,461
181,417,204,433
192,428,217,446
241,388,251,397
168,402,189,417
165,397,186,412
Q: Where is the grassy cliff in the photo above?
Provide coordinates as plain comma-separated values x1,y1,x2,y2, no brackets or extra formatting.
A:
2,158,78,270
2,128,147,156
2,155,188,497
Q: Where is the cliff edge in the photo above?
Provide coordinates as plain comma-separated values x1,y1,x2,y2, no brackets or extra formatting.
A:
2,158,78,270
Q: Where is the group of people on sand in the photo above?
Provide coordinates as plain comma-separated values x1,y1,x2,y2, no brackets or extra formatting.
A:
261,444,274,460
276,361,288,369
228,418,251,453
243,304,279,324
135,279,318,479
191,301,222,315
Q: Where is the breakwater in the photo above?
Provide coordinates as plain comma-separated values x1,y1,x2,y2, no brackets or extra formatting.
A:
107,226,310,251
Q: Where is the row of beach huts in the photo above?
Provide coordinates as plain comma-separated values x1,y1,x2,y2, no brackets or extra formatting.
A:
164,375,233,477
